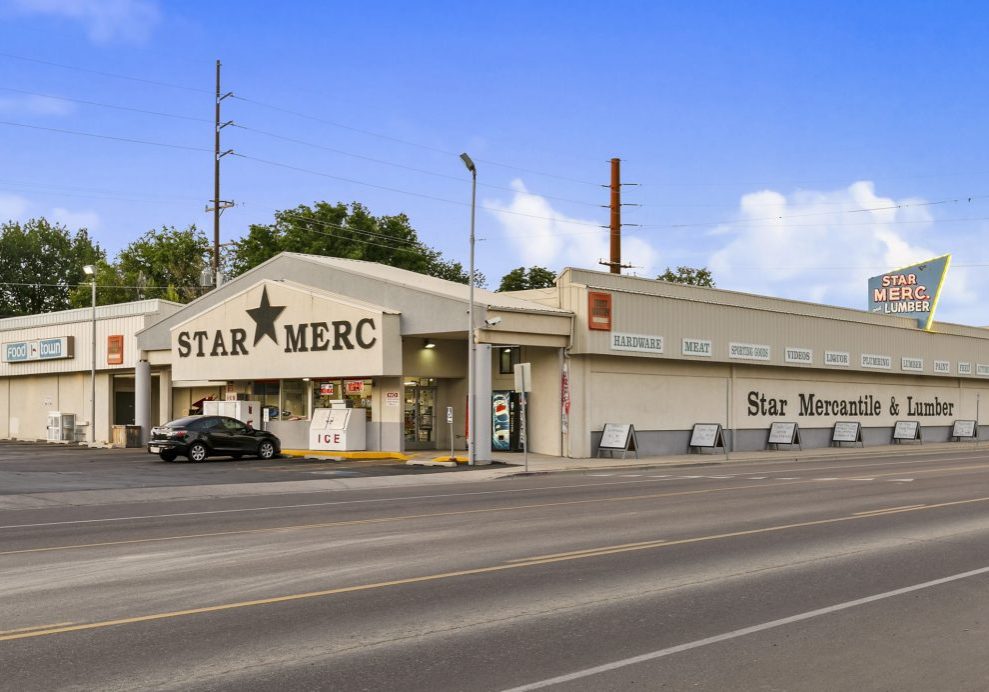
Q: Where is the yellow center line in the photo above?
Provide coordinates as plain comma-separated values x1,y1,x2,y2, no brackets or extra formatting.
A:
504,540,669,563
5,493,989,644
0,480,807,557
0,622,74,635
854,504,927,516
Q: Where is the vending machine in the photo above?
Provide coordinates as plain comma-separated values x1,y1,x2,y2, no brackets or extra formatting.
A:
491,391,522,452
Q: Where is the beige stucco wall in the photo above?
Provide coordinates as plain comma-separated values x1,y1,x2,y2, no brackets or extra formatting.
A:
569,354,989,456
3,372,111,442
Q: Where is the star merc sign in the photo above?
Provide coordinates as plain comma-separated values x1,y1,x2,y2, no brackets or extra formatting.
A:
176,287,377,358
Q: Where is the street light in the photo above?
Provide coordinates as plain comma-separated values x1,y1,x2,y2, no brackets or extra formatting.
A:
460,152,477,465
83,264,96,444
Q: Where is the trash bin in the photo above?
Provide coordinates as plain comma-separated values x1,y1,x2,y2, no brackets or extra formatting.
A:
112,425,143,448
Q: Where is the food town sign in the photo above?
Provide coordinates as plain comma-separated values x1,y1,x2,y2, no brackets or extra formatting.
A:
170,281,400,381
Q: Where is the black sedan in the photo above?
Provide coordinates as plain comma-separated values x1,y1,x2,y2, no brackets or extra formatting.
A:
148,415,281,462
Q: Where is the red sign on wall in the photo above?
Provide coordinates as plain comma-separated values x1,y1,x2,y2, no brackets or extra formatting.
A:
107,335,124,365
588,292,612,330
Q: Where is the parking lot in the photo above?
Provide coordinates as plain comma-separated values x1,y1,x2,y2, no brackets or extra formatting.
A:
0,442,487,495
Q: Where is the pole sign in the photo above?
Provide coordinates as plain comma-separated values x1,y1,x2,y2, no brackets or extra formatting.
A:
868,254,950,331
2,336,74,363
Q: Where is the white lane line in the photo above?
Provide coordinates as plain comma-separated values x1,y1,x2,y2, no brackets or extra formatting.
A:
681,475,702,479
649,475,671,478
847,478,875,481
620,474,643,478
777,477,799,480
0,479,684,530
813,477,841,481
587,474,614,477
707,476,732,479
501,564,989,691
746,476,767,480
888,478,915,482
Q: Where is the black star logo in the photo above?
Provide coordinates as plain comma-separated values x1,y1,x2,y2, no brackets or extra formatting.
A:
246,286,286,346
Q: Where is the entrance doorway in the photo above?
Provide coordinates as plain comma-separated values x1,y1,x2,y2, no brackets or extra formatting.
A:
404,382,438,450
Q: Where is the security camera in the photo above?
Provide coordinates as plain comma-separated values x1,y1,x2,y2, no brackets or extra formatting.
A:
484,316,502,327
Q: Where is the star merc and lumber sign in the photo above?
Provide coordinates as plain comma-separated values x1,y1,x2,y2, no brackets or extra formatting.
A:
868,254,950,331
170,281,400,381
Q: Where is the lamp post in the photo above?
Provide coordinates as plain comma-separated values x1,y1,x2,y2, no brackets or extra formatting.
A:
460,152,477,465
83,264,96,443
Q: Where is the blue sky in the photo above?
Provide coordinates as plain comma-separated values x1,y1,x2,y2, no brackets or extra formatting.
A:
1,1,988,323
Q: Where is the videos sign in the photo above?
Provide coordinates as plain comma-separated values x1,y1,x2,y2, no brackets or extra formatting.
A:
868,254,950,331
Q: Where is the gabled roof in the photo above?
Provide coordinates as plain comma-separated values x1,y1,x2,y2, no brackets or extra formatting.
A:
137,253,569,351
288,254,569,314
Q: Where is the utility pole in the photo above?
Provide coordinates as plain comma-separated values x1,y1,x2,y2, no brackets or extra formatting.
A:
609,157,621,274
208,59,235,288
599,157,635,274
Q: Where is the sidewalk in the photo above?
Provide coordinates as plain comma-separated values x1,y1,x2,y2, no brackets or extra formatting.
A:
480,439,987,478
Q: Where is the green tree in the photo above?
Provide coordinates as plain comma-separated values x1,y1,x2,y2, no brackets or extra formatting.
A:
229,201,484,286
657,266,715,287
0,218,104,317
497,266,557,291
69,225,209,307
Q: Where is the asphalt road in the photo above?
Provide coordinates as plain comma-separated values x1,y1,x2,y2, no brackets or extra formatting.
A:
4,447,989,690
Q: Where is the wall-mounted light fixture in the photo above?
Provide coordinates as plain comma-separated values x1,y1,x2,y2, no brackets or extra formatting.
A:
424,339,436,349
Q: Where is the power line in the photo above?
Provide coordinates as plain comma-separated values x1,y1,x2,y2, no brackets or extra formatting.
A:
0,52,210,94
0,120,210,152
232,124,603,208
231,94,602,187
271,211,430,248
0,178,202,203
233,153,607,228
0,86,211,123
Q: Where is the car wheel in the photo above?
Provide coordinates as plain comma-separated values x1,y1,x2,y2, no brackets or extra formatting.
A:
158,450,177,462
188,442,208,462
257,440,276,460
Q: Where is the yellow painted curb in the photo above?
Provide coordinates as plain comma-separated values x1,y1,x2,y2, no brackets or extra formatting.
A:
433,456,469,464
281,450,411,461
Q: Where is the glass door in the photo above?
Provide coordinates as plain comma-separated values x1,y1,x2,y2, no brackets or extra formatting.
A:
404,385,438,450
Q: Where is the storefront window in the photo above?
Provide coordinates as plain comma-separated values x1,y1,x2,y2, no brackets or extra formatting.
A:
252,380,280,418
313,379,374,420
281,379,308,420
499,347,521,374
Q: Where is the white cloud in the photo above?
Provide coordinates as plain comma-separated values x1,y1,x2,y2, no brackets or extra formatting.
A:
6,0,160,43
708,181,943,310
485,179,660,276
0,192,30,219
0,94,74,116
50,206,100,230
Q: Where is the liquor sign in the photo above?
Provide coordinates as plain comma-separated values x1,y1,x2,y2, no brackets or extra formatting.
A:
868,254,950,331
2,336,74,363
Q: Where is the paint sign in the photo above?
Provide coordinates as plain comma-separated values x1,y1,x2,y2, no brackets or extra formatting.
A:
868,254,950,330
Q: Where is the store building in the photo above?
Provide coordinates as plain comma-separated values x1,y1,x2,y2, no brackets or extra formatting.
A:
0,300,182,443
3,252,989,458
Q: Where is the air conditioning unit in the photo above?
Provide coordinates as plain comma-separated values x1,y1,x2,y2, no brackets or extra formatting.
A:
46,412,76,443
